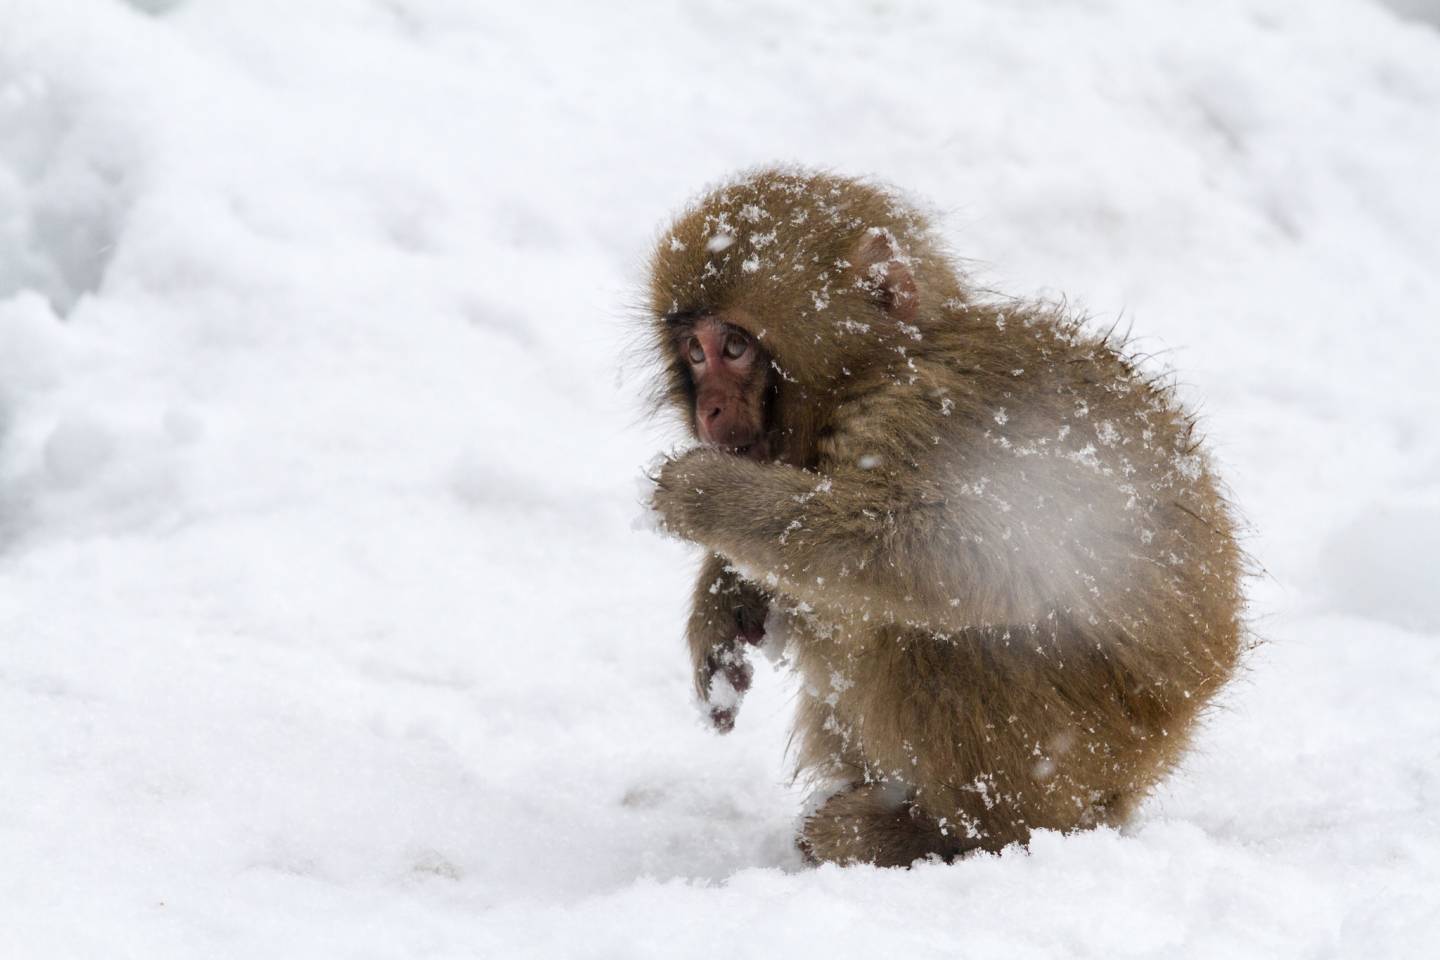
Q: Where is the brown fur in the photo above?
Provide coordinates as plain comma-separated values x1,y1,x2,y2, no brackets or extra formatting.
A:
645,168,1246,864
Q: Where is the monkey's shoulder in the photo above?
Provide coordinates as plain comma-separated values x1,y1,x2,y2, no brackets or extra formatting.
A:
813,343,1218,532
816,373,947,473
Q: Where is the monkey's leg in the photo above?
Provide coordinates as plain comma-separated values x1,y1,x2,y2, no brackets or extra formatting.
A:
798,782,966,868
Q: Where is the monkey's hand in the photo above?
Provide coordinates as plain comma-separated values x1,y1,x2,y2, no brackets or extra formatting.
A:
692,591,768,733
698,643,752,733
650,448,750,545
685,552,770,733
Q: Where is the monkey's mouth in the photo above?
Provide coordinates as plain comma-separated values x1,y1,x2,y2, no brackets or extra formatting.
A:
703,432,769,460
728,439,768,461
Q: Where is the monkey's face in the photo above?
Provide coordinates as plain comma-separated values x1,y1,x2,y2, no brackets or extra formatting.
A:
672,314,771,460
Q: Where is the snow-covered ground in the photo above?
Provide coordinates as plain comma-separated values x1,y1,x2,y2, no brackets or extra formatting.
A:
2,0,1438,956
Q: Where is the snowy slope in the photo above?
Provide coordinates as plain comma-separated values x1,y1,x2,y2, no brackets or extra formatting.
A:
2,0,1438,956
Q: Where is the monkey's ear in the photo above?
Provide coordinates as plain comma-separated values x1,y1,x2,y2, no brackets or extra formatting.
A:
852,228,918,324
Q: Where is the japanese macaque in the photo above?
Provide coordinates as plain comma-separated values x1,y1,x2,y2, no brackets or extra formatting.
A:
644,168,1246,866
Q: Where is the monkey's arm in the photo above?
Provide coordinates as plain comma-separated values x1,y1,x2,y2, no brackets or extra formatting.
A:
654,448,1060,630
686,554,770,732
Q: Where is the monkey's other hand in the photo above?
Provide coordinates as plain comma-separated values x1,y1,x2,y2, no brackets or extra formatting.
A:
699,642,754,733
650,448,745,544
689,591,769,733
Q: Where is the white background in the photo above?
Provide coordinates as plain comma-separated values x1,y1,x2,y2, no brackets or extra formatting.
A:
2,0,1438,956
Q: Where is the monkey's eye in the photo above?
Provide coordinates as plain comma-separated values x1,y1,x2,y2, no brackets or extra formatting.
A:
723,334,749,360
687,338,706,364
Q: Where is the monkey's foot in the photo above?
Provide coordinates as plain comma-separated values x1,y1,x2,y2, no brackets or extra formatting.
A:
797,782,966,868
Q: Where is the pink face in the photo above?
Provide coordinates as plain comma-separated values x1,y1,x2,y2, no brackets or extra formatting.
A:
677,316,769,459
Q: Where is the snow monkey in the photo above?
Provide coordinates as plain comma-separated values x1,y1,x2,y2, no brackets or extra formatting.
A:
644,168,1246,866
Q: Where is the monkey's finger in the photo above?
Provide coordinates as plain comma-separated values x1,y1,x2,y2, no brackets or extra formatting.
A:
709,707,737,733
735,610,766,647
722,658,753,695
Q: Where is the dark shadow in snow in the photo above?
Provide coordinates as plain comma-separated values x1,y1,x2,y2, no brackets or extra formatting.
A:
0,76,132,317
120,0,187,15
1378,0,1440,28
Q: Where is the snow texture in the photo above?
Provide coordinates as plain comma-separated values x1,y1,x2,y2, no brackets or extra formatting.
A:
2,1,1438,957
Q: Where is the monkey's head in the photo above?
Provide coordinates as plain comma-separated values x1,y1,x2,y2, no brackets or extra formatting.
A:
646,167,960,465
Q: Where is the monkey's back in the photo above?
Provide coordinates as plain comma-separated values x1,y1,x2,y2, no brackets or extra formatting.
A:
791,299,1246,851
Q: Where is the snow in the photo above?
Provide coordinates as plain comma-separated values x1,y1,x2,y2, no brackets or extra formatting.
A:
2,0,1438,956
